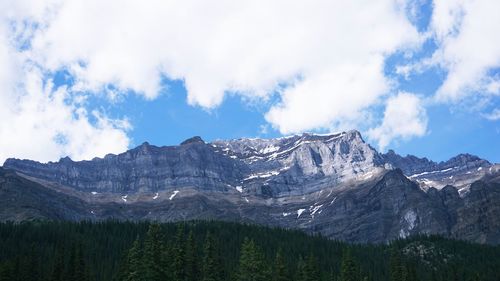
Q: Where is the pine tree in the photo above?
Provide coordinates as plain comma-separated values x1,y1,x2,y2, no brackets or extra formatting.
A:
304,253,321,281
173,224,186,281
202,232,223,281
64,245,76,281
185,230,199,281
0,262,14,281
143,224,164,281
73,244,88,281
160,242,174,280
272,248,288,281
126,238,144,281
24,244,38,281
390,247,404,281
329,269,337,281
50,245,66,281
237,238,269,281
296,257,307,281
406,263,418,281
340,249,358,281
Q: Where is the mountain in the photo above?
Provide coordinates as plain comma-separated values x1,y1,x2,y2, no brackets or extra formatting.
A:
382,150,492,195
2,130,500,244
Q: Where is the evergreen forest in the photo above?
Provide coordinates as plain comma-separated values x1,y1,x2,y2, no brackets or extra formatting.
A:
0,220,498,281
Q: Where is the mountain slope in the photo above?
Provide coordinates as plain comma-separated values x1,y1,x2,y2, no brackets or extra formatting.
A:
2,130,499,244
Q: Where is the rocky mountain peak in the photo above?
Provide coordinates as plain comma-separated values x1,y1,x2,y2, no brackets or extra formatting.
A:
442,153,490,168
181,136,205,145
59,156,73,163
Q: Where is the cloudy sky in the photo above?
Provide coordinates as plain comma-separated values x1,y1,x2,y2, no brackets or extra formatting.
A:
0,0,499,164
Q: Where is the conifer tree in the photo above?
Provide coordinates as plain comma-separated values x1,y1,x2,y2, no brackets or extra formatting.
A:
273,248,288,281
304,253,321,281
143,224,164,281
296,257,307,281
390,247,403,281
202,232,223,281
173,224,186,281
73,244,88,281
406,263,418,281
126,238,144,281
25,245,38,281
185,230,199,281
329,269,337,281
340,249,358,281
51,245,66,281
237,238,269,281
0,261,14,281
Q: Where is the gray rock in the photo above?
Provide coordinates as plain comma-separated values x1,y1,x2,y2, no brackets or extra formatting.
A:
2,130,500,244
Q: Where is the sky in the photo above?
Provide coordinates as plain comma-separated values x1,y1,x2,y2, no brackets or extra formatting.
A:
0,0,499,164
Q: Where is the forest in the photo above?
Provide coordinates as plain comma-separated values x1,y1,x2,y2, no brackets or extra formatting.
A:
0,220,499,281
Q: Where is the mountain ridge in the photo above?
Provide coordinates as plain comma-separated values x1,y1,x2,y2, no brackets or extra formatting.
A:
1,130,499,244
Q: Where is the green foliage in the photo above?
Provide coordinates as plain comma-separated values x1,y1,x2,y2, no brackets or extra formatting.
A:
202,231,223,281
340,249,358,281
173,224,186,281
273,248,288,281
125,238,143,281
0,220,498,281
237,238,270,281
185,229,199,281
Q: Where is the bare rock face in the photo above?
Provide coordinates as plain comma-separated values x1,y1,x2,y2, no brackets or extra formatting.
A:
382,150,492,194
2,130,500,244
4,139,249,194
452,180,500,244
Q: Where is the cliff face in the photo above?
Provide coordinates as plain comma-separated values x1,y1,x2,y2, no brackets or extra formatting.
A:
2,130,500,244
4,130,385,197
4,139,249,194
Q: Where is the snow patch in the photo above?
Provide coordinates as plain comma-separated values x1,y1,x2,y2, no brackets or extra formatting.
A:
282,212,291,217
297,209,306,218
243,170,280,180
121,195,128,202
329,196,337,205
169,190,179,200
153,192,159,200
309,204,323,218
260,145,280,154
91,191,98,195
409,167,454,178
236,186,243,193
244,197,249,203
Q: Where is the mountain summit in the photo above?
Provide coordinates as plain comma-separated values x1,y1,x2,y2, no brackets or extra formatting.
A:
2,130,500,244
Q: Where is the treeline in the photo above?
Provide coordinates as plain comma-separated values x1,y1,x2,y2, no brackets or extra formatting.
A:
0,220,499,281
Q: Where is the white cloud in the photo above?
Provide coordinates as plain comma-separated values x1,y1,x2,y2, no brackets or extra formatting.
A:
431,0,500,101
25,0,420,129
0,63,131,164
7,0,478,163
483,108,500,121
368,92,428,150
0,2,131,164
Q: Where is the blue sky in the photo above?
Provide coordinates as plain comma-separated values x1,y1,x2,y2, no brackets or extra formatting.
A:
0,0,499,164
